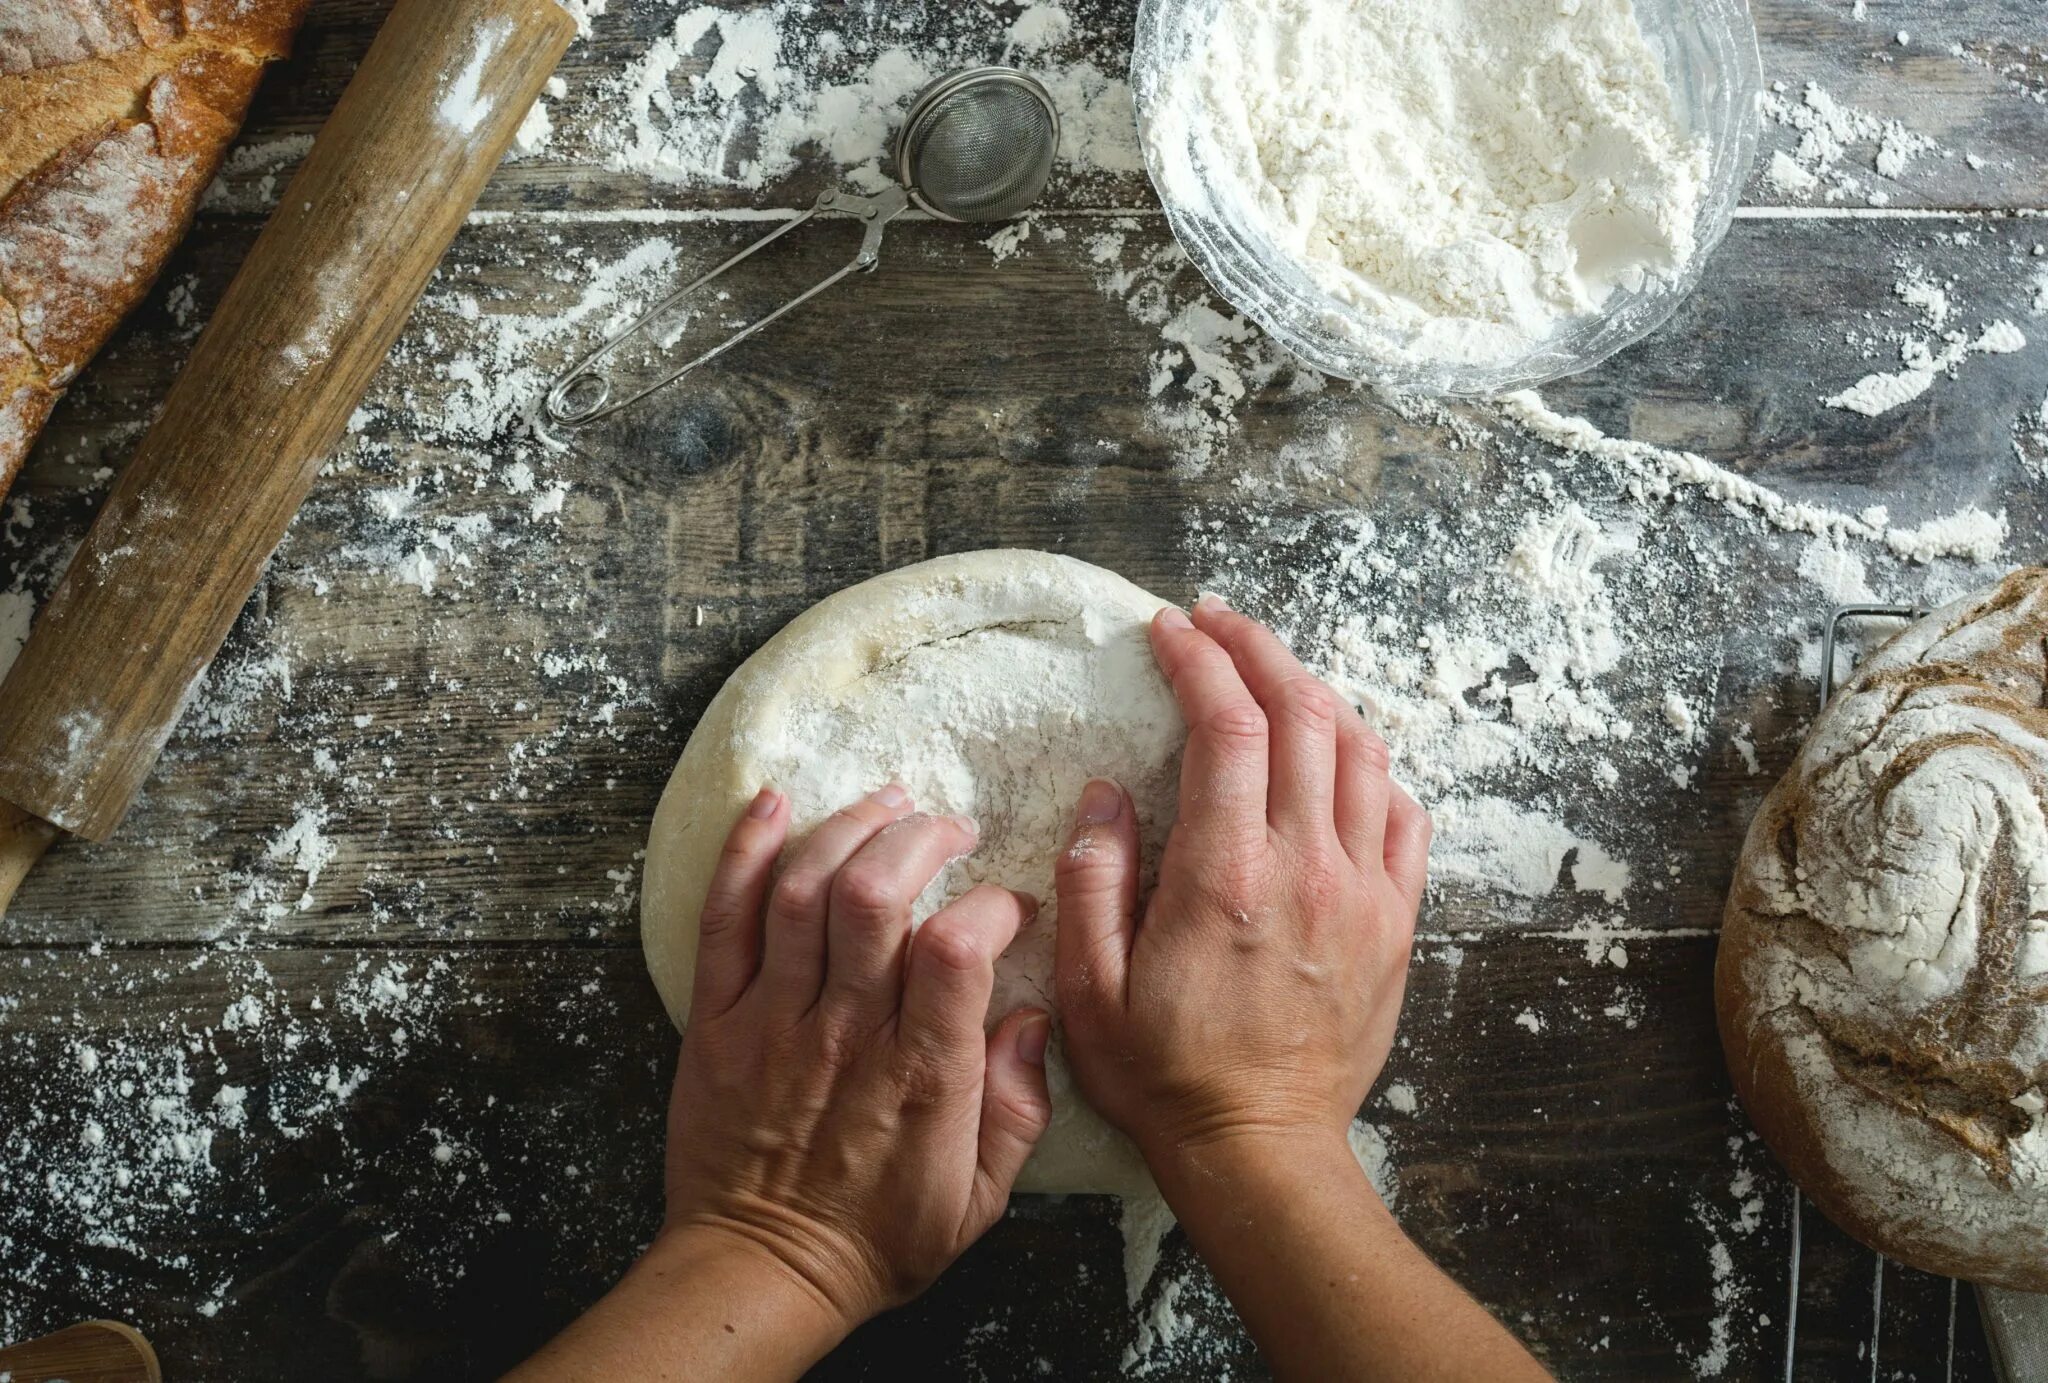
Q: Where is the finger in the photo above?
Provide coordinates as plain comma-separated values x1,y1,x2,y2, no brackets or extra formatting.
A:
1148,607,1268,849
1054,778,1139,1013
760,785,914,1013
820,812,980,1029
1382,781,1433,908
1192,596,1337,840
968,1007,1053,1231
900,885,1033,1060
1334,712,1394,868
692,786,789,1016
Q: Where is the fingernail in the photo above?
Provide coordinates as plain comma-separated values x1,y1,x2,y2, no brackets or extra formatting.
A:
1011,890,1041,919
871,784,911,809
1076,778,1124,826
747,787,781,819
1016,1012,1051,1067
949,814,979,839
1196,592,1231,612
1158,606,1193,631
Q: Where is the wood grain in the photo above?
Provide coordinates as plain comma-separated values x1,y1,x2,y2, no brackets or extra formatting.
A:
3,212,2043,945
0,936,1998,1381
0,1,2043,1380
0,0,575,844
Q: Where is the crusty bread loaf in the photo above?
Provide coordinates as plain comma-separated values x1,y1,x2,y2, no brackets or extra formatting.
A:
0,0,312,501
1718,568,2048,1290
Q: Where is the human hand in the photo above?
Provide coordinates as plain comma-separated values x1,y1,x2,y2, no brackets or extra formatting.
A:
659,786,1054,1333
1054,597,1431,1177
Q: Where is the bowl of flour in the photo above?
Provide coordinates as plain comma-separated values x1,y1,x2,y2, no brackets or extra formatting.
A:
1133,0,1762,396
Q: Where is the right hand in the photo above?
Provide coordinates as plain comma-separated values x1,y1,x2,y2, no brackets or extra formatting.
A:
1053,597,1432,1173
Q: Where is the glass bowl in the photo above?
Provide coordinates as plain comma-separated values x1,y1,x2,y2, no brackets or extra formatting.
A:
1130,0,1764,397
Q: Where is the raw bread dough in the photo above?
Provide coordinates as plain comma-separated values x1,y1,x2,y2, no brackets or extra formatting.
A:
643,550,1186,1195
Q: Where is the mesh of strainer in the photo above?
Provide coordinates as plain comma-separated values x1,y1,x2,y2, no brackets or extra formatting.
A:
897,68,1060,222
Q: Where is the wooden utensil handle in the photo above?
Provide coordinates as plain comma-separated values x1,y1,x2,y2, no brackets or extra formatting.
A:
0,1320,161,1383
0,800,56,915
0,0,575,843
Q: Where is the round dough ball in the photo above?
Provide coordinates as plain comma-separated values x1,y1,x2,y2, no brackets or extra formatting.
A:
1717,568,2048,1290
643,550,1186,1196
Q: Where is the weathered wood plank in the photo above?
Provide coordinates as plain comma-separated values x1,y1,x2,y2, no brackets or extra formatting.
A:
3,6,2039,1382
0,936,1998,1380
4,212,2043,947
205,1,2048,218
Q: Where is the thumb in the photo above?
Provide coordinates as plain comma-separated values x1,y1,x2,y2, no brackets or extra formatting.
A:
1054,778,1140,1013
968,1008,1053,1228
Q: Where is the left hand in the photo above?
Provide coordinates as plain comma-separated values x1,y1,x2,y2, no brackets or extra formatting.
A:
659,785,1055,1332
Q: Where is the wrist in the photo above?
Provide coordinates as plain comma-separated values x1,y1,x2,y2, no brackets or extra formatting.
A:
1138,1116,1346,1179
1143,1122,1384,1224
639,1220,864,1352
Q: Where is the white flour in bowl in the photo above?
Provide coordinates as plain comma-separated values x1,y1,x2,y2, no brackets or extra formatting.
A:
1145,0,1711,367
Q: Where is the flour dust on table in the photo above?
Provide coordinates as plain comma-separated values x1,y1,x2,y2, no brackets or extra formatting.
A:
535,0,1141,198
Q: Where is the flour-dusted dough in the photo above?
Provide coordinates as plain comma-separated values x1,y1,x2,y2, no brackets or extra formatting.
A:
643,550,1186,1195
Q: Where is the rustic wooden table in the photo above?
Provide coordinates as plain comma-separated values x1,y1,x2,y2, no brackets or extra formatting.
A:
3,2,2045,1379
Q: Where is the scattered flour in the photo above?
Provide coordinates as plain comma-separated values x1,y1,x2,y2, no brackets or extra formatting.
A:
984,222,1032,265
265,808,337,911
1883,508,2009,566
552,0,607,40
1762,82,1940,206
574,2,1137,196
436,20,512,139
1119,1274,1193,1374
0,943,597,1345
1796,534,1878,605
1435,797,1632,904
1008,5,1075,54
1498,390,2011,565
1823,319,2030,417
514,93,555,156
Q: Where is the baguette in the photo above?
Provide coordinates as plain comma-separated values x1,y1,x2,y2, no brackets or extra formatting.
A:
0,1,313,500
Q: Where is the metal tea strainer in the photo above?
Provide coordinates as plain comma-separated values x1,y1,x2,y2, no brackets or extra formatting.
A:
543,66,1061,428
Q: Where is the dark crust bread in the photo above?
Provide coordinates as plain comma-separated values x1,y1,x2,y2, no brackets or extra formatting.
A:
1717,567,2048,1291
0,0,312,499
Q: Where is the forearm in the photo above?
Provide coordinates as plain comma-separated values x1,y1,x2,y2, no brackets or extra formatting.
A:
1151,1132,1552,1383
502,1226,850,1383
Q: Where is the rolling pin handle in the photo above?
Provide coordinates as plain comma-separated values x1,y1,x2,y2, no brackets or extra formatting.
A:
0,801,58,917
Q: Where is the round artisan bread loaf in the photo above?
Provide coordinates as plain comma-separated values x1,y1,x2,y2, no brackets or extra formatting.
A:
1717,568,2048,1290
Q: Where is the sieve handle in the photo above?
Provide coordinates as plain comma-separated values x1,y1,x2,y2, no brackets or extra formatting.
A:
1818,603,1925,705
543,186,910,427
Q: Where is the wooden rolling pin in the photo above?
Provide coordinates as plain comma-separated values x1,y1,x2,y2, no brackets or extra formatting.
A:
0,1321,160,1383
0,0,574,913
